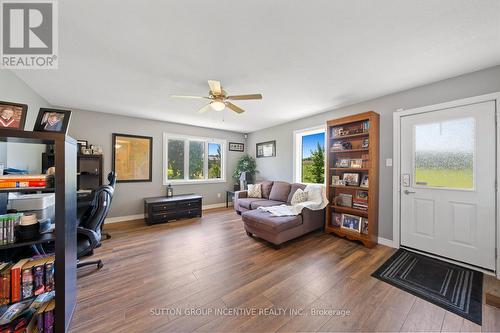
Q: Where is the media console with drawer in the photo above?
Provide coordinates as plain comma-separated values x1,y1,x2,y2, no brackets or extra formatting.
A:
144,194,202,225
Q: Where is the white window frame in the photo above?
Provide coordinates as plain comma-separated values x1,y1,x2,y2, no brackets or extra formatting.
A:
163,133,226,185
293,125,326,184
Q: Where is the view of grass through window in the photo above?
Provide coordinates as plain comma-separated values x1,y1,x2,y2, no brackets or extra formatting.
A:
414,118,474,189
208,143,222,179
301,132,325,183
167,139,184,180
167,138,223,181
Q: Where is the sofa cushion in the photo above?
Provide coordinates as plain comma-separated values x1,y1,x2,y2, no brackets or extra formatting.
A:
269,181,291,202
237,198,267,210
247,184,262,198
287,183,307,203
250,200,285,209
291,188,308,205
260,181,274,199
242,209,302,233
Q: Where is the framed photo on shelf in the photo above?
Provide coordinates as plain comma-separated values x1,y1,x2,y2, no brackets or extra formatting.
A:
341,214,362,232
361,218,369,234
342,173,360,186
336,158,350,168
256,140,276,158
350,159,363,168
332,212,342,227
361,138,369,148
33,108,72,134
335,193,352,207
355,190,368,201
332,175,345,186
333,127,344,137
360,175,369,188
229,142,244,152
0,101,28,130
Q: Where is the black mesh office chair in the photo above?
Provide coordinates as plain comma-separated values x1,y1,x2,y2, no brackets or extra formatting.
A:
101,171,116,240
77,184,114,269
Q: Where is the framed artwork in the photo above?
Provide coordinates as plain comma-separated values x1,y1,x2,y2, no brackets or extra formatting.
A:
229,142,244,152
33,108,72,134
256,140,276,158
0,101,28,130
112,133,153,183
341,214,362,233
361,218,369,234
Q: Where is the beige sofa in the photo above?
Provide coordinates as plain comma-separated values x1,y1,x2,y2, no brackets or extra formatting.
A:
234,181,325,247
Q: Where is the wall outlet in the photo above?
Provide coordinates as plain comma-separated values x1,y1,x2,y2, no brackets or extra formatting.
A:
217,193,221,198
386,158,393,167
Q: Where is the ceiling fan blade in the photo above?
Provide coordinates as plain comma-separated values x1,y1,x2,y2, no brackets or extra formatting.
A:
226,102,245,114
207,80,222,96
171,95,210,100
197,104,212,114
227,94,262,100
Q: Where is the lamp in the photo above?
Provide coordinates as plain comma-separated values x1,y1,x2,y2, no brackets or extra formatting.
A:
210,101,226,111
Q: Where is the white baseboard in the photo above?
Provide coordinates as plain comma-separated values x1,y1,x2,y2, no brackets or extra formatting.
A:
105,214,145,224
378,237,396,248
104,202,230,224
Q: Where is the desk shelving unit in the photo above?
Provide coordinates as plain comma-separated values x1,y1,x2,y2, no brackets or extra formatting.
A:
0,129,77,333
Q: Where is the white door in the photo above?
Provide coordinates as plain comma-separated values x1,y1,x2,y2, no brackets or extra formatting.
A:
400,101,496,270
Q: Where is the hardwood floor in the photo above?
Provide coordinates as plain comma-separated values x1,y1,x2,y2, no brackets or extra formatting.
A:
70,208,500,333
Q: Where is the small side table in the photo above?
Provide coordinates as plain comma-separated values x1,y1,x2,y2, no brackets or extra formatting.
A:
226,190,235,208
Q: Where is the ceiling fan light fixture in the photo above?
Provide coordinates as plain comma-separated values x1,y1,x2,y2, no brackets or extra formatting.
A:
211,101,226,111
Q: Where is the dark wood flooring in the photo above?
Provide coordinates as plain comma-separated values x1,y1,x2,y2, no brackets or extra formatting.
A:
70,208,500,332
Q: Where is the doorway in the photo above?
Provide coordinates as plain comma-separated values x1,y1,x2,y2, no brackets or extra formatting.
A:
393,94,500,273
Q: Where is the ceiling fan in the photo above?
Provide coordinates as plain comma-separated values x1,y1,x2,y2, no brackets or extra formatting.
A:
171,80,262,114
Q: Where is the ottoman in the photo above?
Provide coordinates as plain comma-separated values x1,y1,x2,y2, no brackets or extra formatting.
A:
242,209,305,247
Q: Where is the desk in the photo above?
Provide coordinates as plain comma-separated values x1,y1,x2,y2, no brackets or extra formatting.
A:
226,190,235,208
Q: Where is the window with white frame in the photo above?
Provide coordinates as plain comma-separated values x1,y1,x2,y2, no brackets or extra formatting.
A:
164,133,226,184
293,126,326,184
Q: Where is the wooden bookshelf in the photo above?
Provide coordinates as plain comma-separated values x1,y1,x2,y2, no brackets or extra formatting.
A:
325,111,379,248
0,129,77,333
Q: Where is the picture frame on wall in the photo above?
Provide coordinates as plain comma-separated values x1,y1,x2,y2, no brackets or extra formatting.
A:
256,140,276,158
112,133,153,183
0,101,28,130
33,108,72,134
229,142,244,152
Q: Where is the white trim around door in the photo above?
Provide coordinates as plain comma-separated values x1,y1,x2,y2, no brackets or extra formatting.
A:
393,92,500,279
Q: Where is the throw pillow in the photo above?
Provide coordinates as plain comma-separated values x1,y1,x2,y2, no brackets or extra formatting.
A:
291,188,308,205
247,184,262,198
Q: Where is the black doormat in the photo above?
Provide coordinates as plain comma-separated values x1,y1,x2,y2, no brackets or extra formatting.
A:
372,249,483,325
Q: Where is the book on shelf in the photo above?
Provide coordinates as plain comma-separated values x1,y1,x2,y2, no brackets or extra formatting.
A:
0,291,55,332
0,174,47,189
10,259,30,303
0,264,13,306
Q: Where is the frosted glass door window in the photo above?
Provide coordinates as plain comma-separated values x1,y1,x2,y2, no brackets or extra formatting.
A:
414,117,475,189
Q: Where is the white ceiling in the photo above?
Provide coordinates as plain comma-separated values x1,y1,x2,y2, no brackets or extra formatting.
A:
13,0,500,133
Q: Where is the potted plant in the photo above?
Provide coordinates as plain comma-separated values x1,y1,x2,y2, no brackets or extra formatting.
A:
232,154,257,190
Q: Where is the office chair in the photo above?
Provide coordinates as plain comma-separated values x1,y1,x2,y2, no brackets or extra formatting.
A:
101,171,116,240
77,184,114,269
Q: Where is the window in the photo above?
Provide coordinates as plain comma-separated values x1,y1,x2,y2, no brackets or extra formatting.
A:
414,117,474,189
164,134,225,184
294,126,326,184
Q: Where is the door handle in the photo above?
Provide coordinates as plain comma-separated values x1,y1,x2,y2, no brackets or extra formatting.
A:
403,190,416,195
